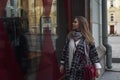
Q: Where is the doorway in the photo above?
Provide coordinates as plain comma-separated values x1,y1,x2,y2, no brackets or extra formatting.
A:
110,25,114,34
56,0,91,62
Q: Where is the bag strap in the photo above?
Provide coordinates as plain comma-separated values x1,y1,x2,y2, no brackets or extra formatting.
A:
84,40,91,65
73,39,91,65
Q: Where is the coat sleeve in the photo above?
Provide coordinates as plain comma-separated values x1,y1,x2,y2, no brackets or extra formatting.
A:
89,44,100,64
60,38,69,65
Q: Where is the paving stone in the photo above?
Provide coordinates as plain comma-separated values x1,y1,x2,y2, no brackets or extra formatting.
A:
100,71,120,80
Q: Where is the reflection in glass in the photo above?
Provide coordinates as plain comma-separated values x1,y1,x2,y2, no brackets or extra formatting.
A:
2,0,57,79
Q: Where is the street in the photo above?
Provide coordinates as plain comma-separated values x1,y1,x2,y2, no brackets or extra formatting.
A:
108,36,120,58
100,36,120,80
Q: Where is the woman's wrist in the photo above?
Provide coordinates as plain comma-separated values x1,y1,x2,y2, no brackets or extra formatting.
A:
60,61,64,63
94,63,102,69
60,61,65,65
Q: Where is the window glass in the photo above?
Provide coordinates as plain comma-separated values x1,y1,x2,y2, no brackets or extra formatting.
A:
1,0,57,79
110,14,114,21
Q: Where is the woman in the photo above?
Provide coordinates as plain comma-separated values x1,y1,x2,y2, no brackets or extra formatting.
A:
60,16,102,80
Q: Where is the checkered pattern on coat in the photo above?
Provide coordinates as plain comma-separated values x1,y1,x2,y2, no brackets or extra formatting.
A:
60,37,100,80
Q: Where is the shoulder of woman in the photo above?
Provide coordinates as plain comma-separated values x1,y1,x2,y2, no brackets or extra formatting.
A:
89,42,96,49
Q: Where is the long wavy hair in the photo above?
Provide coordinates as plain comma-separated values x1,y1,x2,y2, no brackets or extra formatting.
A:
68,16,94,44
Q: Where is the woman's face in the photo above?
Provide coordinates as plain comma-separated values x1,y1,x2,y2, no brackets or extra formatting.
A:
72,18,79,30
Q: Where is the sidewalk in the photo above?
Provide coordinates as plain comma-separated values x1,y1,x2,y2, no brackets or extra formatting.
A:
100,71,120,80
100,63,120,80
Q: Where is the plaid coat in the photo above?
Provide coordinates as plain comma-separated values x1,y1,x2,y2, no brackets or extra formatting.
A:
60,37,100,80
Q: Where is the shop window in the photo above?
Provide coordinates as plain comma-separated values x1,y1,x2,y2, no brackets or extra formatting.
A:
1,0,57,80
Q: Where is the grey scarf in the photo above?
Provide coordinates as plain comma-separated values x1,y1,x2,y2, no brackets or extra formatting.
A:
71,30,83,42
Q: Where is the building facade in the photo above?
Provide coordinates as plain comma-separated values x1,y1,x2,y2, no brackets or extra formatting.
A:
91,0,105,76
107,0,120,35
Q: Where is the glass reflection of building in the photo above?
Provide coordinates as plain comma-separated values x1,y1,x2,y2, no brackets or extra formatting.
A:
5,0,57,34
4,0,57,77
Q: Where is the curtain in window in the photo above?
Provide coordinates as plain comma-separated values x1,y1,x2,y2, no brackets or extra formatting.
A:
42,0,53,17
37,0,61,80
0,0,7,17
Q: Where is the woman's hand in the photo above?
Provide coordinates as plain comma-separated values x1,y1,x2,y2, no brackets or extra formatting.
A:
60,65,64,73
96,69,101,78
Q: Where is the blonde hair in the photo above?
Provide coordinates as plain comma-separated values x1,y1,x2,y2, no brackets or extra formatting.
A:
68,16,94,44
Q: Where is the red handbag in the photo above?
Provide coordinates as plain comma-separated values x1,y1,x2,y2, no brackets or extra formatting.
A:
83,41,96,80
83,64,96,80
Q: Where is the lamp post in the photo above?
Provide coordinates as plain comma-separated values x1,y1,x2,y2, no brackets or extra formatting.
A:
102,0,112,69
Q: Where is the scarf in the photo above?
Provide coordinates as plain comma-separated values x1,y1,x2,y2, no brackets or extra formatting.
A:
71,30,83,42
